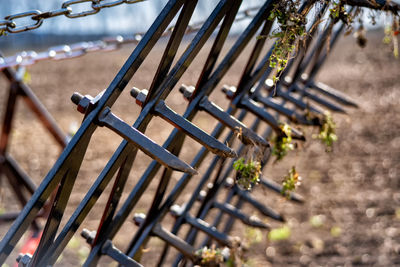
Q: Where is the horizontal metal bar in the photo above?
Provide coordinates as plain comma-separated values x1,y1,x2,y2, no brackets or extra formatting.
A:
98,107,196,174
305,80,358,108
154,100,236,158
102,240,142,267
240,96,305,140
259,176,304,203
199,96,269,148
0,212,20,223
170,205,233,247
254,94,316,126
234,187,285,222
275,89,322,114
212,201,269,229
183,214,232,247
292,83,347,113
133,214,197,262
3,153,37,194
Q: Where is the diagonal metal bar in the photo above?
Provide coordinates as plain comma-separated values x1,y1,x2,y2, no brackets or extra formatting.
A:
240,96,305,140
254,94,317,125
259,176,304,203
212,201,270,229
274,88,323,114
154,100,236,158
82,0,244,264
98,107,196,173
198,96,269,148
90,152,136,248
144,0,199,105
170,208,234,248
305,80,358,107
133,213,198,262
291,83,347,113
0,0,187,263
102,240,143,267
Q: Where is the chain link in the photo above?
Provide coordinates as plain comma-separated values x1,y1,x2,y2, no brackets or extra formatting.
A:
0,0,146,34
4,11,44,33
0,6,257,70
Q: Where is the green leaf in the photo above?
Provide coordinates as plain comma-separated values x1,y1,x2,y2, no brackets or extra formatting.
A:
330,226,342,237
268,226,291,241
309,215,325,228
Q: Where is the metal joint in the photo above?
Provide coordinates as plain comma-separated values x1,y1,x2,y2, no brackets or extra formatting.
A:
130,87,148,107
31,7,72,20
0,20,15,29
81,228,96,245
4,11,43,33
221,84,236,99
16,254,31,267
179,84,195,100
62,0,101,18
92,0,125,10
71,92,94,114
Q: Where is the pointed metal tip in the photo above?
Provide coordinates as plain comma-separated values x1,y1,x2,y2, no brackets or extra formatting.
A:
289,193,305,203
290,127,306,141
227,149,238,158
208,143,237,158
264,207,285,222
348,102,359,108
170,162,197,175
336,108,347,114
249,216,270,229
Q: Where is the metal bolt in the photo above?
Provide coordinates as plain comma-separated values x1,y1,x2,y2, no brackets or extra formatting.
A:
133,213,146,226
170,204,183,217
179,84,195,100
221,84,236,99
283,76,292,87
130,87,148,107
224,177,234,188
16,254,31,267
71,92,93,114
198,190,206,201
81,228,96,245
265,79,274,88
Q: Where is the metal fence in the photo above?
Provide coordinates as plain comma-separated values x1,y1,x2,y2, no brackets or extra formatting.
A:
0,0,397,266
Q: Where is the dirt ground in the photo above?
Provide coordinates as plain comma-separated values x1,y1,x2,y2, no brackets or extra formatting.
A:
0,30,399,266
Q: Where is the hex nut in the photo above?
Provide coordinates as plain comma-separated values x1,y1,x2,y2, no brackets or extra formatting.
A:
130,87,148,107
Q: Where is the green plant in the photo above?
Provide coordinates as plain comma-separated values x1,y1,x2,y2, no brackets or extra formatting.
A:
314,111,337,151
272,123,294,161
329,0,352,24
267,0,306,85
383,16,399,58
195,245,224,266
281,166,301,198
233,157,261,190
268,225,291,241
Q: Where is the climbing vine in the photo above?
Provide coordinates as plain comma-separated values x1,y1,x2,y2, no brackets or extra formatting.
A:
266,0,400,83
314,111,338,151
233,157,262,190
281,166,302,198
195,245,224,266
267,0,307,84
272,123,295,161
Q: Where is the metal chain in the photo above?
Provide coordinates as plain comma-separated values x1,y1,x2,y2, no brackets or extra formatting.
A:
0,0,146,34
0,6,258,71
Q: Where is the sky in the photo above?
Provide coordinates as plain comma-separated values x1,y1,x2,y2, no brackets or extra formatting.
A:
0,0,266,35
0,0,399,36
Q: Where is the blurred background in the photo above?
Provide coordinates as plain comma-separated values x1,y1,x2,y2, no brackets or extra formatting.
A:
1,0,399,51
0,1,399,266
